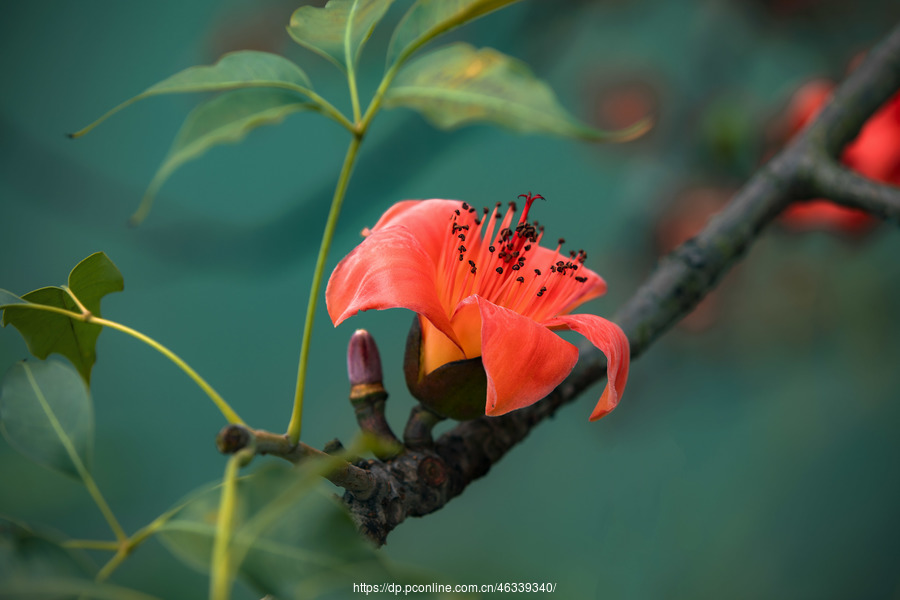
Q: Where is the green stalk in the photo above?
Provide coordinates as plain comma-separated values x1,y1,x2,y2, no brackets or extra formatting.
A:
0,302,244,425
286,134,362,445
210,450,251,600
285,54,405,445
22,363,127,543
91,317,244,425
63,539,121,551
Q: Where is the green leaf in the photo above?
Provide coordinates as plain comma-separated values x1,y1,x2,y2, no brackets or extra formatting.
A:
288,0,394,72
0,360,93,479
386,0,522,67
158,464,389,598
0,290,25,308
69,51,313,138
2,253,123,384
0,517,94,584
385,43,652,141
128,88,313,225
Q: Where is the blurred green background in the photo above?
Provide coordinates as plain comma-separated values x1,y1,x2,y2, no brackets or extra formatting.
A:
2,0,900,598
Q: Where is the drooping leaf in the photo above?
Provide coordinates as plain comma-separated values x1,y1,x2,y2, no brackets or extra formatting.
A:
69,51,313,138
126,88,313,225
386,0,522,67
158,464,389,599
2,253,123,384
0,360,93,479
288,0,394,72
385,43,651,141
0,516,94,585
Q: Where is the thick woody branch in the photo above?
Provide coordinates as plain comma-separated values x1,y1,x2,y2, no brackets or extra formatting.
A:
337,22,900,546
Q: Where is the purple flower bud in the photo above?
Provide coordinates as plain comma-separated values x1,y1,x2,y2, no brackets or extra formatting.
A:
347,329,383,388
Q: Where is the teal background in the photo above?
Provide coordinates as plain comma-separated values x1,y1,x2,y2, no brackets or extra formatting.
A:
2,1,900,598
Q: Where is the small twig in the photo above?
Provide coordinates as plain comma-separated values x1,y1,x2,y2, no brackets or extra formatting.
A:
216,424,377,500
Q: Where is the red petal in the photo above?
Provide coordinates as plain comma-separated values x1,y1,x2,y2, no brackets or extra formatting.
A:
371,199,465,262
524,244,607,317
467,297,578,416
326,226,459,347
544,314,630,421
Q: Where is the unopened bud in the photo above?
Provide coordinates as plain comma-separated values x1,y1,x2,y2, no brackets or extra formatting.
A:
348,329,384,393
346,330,400,458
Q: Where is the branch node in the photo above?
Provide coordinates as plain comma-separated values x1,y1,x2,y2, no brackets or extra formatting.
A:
403,405,445,450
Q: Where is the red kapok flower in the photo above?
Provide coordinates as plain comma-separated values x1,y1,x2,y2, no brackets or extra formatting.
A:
326,195,629,421
778,79,900,234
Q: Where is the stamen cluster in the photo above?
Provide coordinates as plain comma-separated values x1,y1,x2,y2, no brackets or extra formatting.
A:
437,193,591,323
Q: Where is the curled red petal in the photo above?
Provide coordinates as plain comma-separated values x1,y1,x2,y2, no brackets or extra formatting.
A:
371,199,466,262
325,226,460,347
544,314,630,421
467,296,579,416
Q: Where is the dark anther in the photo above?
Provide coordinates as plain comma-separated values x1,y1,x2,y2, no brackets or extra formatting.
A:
489,245,496,253
468,207,476,213
471,267,477,274
511,264,520,271
455,209,461,215
468,259,476,266
558,238,565,245
458,245,466,252
556,261,565,267
550,266,556,273
509,201,517,211
462,202,469,210
524,245,532,251
458,234,466,241
575,276,587,283
537,290,544,297
458,254,464,261
496,267,503,274
516,276,524,282
534,269,541,275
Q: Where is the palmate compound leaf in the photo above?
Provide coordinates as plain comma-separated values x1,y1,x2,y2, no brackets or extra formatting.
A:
69,50,314,139
0,359,93,480
1,252,123,385
157,464,391,599
287,0,394,72
386,0,524,68
130,88,313,225
385,43,652,141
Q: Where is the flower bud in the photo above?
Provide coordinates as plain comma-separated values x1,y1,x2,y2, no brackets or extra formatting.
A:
403,317,487,420
348,329,384,397
346,330,400,457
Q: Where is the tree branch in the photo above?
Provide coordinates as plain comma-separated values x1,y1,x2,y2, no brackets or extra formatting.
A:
220,22,900,547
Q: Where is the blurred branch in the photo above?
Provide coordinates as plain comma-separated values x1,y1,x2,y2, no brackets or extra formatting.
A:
793,20,900,220
803,159,900,221
225,23,900,546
